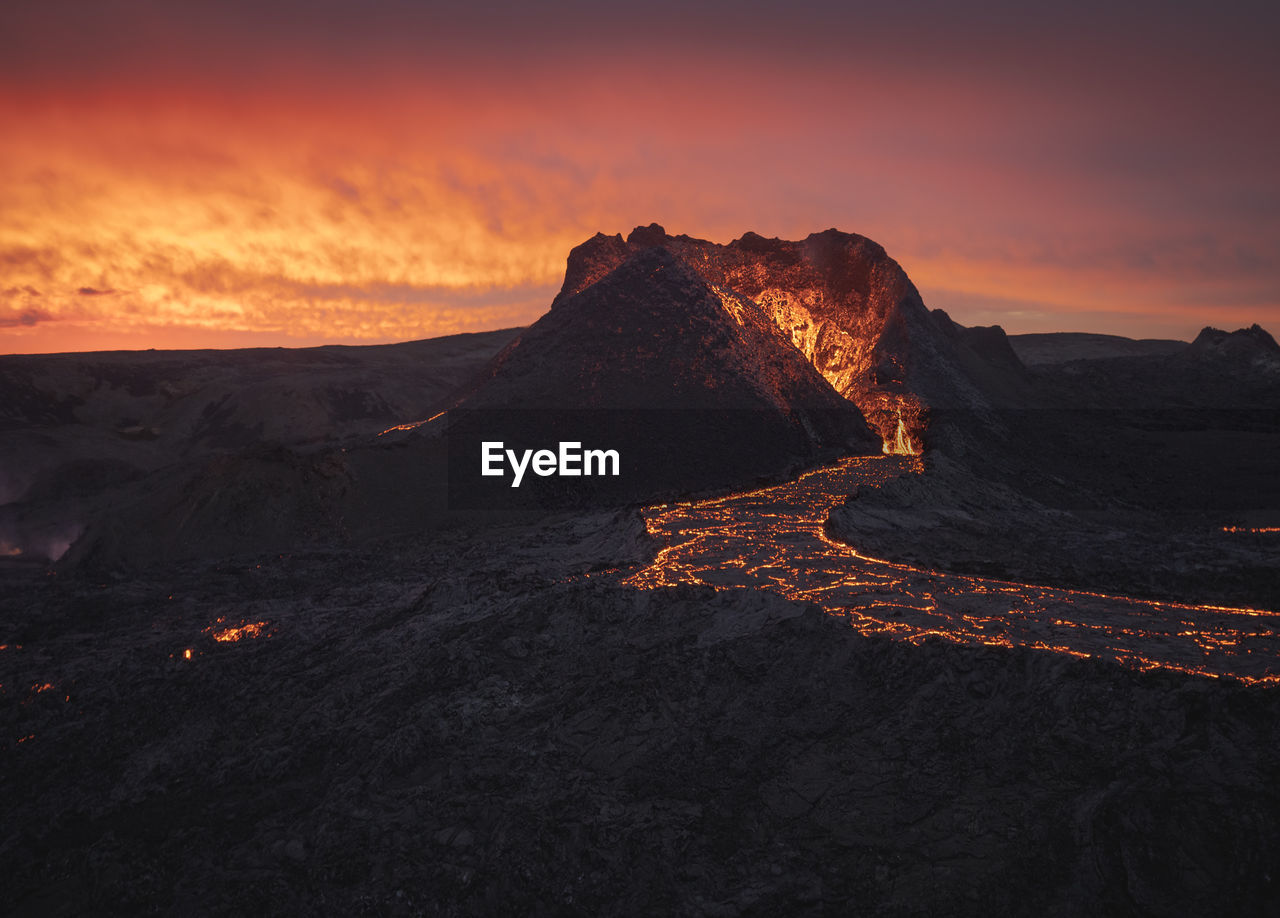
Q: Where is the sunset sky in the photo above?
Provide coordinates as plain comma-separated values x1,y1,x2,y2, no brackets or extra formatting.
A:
2,0,1278,353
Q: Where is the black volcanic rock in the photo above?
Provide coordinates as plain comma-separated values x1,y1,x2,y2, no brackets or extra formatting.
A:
932,310,1027,376
1,330,522,567
466,247,862,416
552,232,631,310
447,247,876,505
9,525,1280,917
625,222,669,248
63,446,356,570
1188,323,1280,358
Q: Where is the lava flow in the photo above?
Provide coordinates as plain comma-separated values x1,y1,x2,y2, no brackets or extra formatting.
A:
624,457,1280,684
881,410,920,456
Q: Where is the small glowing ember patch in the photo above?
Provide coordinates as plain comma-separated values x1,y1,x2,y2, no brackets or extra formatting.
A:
183,649,193,660
1222,526,1280,533
17,734,34,744
32,683,54,693
209,621,269,643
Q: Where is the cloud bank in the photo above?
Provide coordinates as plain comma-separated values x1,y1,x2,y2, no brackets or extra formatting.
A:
2,1,1277,352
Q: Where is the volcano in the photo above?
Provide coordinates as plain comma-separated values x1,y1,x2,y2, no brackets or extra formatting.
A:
545,224,1028,451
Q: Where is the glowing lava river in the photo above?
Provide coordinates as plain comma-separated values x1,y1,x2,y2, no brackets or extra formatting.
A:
625,456,1280,685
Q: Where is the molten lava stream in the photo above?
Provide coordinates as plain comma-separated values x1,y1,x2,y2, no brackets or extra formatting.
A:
622,456,1280,685
882,414,920,456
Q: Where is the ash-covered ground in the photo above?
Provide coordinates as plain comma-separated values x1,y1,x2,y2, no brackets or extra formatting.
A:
4,514,1279,917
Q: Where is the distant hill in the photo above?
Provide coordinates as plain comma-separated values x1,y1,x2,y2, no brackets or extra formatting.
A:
1009,332,1186,365
0,329,521,562
1186,323,1280,360
0,329,524,444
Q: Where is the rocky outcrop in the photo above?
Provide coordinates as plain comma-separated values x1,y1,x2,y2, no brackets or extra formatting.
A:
1187,323,1280,362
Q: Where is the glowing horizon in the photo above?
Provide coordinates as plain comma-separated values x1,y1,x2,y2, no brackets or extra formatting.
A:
3,1,1277,355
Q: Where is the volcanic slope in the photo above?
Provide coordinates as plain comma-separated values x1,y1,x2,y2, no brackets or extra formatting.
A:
437,245,878,505
552,224,1029,452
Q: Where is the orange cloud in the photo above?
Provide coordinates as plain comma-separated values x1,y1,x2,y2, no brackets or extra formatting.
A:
2,42,1277,354
1,93,591,351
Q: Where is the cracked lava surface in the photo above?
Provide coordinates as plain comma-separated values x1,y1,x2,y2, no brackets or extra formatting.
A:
626,456,1280,685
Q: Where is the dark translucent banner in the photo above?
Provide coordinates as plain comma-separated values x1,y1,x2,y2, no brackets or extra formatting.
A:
444,407,863,511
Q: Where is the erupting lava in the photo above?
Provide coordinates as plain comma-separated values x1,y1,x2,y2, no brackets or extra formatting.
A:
624,457,1279,684
857,391,925,457
881,409,922,456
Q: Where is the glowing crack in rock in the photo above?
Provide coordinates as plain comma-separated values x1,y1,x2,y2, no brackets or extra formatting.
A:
624,456,1280,684
378,410,447,437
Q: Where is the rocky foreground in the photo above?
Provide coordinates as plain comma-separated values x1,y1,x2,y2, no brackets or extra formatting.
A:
4,513,1279,917
4,234,1279,915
